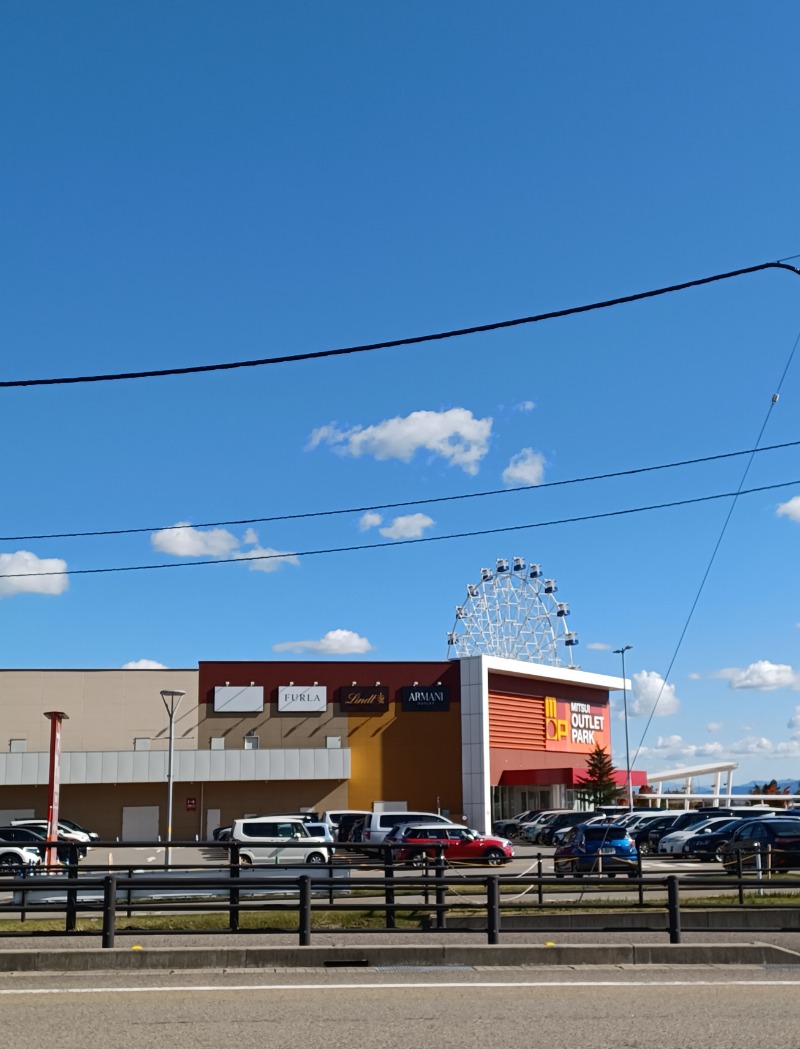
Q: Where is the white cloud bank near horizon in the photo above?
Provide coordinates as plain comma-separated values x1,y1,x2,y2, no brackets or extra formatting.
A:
0,551,69,598
272,629,374,655
151,523,299,573
307,407,492,475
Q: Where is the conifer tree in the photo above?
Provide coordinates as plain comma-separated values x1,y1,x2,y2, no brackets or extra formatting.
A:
575,745,622,808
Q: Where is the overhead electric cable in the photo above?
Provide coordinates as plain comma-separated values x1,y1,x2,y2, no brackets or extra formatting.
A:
1,478,797,579
2,260,800,388
3,437,799,543
630,324,800,767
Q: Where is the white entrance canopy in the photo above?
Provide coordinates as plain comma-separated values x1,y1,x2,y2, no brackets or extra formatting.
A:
646,762,738,808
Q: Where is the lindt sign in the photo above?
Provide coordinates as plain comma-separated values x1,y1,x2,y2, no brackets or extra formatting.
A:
339,686,389,713
277,685,327,712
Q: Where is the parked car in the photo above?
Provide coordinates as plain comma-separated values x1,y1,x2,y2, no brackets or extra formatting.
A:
719,818,800,872
388,823,513,866
321,809,372,842
551,815,608,847
0,825,72,863
212,825,232,842
55,817,99,841
0,844,42,870
554,823,638,878
538,811,596,846
360,811,454,847
10,820,88,858
681,819,744,862
496,810,545,839
230,816,332,866
519,811,570,843
635,813,683,855
657,817,736,856
300,821,334,842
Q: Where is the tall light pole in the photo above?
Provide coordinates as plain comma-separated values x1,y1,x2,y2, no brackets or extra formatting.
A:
613,647,634,811
160,689,186,867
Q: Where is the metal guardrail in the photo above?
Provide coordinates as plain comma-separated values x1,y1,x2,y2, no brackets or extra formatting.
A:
0,839,798,948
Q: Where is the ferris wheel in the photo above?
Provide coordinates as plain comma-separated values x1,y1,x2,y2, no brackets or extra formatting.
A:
447,557,579,667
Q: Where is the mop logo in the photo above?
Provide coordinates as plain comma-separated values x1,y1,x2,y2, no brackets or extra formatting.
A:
545,696,608,752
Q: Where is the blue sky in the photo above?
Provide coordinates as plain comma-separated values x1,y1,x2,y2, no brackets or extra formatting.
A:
3,3,800,785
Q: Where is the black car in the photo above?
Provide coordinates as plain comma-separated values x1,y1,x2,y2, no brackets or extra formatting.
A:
0,825,72,863
645,811,713,854
720,818,800,872
635,813,682,855
538,812,595,846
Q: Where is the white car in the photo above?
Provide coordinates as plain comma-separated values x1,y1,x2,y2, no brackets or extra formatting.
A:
0,844,42,870
657,817,735,856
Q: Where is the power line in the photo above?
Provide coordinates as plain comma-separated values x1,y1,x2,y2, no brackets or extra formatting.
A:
2,477,797,579
3,437,799,543
3,260,800,389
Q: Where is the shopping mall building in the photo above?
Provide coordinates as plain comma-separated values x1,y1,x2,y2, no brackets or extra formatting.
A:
0,656,643,839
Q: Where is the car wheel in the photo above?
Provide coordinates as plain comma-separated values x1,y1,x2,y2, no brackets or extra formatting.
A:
408,851,427,869
607,872,617,879
555,870,564,879
239,854,253,866
484,848,506,866
627,870,637,879
639,842,651,856
0,853,22,870
306,852,326,865
714,843,726,863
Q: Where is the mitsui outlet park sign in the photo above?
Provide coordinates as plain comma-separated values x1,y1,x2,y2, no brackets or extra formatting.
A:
544,696,609,754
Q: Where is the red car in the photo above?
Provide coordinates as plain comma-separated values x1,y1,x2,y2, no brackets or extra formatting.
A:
390,823,514,866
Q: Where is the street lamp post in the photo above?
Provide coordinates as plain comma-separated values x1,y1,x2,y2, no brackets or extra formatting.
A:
613,647,634,811
160,689,186,867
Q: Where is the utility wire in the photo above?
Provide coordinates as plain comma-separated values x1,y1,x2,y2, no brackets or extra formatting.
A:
3,437,799,543
1,478,797,579
629,325,800,770
2,260,799,389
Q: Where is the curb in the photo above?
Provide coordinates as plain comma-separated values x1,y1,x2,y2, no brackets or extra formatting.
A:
1,942,799,971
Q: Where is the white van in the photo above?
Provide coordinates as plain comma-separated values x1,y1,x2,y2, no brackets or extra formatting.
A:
320,809,372,842
231,816,332,866
361,810,454,846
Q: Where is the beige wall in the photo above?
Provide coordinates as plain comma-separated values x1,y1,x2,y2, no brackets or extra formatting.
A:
0,669,199,752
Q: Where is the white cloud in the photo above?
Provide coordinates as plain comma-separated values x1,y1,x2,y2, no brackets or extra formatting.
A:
707,722,722,733
378,513,435,540
122,659,168,670
586,642,612,651
630,670,680,717
789,707,800,730
359,512,383,531
687,672,701,680
272,629,374,655
151,522,239,558
502,448,546,487
637,734,725,762
715,660,798,691
307,408,492,475
515,400,536,412
776,495,800,522
151,524,298,574
729,736,774,755
0,551,69,598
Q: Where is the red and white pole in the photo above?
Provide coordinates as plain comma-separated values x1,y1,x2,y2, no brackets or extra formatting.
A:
44,711,68,867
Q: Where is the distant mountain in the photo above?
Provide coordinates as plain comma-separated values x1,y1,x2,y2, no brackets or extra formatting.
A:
731,779,800,796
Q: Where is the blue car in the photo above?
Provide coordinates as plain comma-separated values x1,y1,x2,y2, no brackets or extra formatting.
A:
553,823,638,878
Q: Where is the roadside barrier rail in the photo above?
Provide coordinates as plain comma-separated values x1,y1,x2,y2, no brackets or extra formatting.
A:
0,838,799,947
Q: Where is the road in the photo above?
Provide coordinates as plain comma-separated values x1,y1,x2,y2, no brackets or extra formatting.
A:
1,967,799,1049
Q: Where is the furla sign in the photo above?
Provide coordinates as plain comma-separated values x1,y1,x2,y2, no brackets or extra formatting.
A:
278,685,327,712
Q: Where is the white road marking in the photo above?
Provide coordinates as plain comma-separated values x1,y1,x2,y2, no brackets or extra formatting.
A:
1,979,800,995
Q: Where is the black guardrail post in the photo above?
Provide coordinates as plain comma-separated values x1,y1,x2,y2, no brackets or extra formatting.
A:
299,874,312,946
65,842,79,932
434,847,446,930
737,850,744,905
383,845,396,929
328,854,335,906
486,875,500,945
101,874,117,949
637,849,644,905
537,853,543,906
666,875,681,944
126,867,133,918
229,842,240,932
